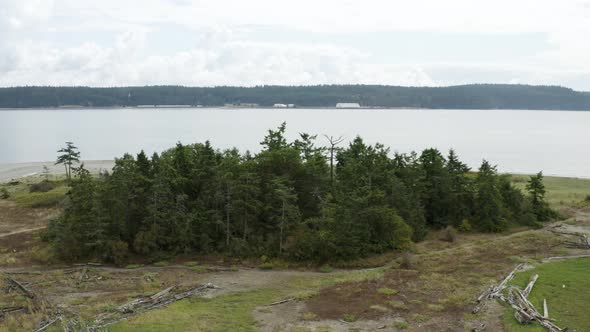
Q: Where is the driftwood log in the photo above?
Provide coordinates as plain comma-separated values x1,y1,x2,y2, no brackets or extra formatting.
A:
89,282,219,330
541,254,590,262
3,273,35,299
472,263,523,313
267,298,293,306
549,228,590,249
473,265,567,332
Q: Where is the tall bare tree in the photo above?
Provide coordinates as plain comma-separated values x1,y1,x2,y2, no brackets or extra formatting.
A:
323,135,344,187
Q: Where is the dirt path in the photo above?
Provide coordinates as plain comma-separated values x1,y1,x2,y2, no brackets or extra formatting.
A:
0,226,46,238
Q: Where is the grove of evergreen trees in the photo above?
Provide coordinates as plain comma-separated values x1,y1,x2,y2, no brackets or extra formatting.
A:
45,124,555,263
2,84,590,110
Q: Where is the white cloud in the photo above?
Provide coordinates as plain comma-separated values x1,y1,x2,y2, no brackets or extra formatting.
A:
1,0,590,88
0,36,435,86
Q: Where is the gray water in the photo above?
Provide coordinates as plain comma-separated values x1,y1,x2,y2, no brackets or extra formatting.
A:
1,108,589,177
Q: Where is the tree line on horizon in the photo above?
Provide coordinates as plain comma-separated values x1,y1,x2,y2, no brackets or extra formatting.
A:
46,124,556,263
2,84,590,110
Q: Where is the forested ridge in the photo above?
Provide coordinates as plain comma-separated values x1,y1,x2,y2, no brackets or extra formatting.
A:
2,84,590,110
46,124,556,263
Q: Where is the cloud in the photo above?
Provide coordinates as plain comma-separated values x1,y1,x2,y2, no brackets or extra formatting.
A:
0,35,435,86
1,0,590,89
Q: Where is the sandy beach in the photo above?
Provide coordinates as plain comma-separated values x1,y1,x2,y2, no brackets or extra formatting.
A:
0,160,115,182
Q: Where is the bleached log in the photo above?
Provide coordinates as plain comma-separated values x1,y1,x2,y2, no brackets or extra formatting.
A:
523,274,539,298
543,299,548,318
472,264,523,314
541,254,590,262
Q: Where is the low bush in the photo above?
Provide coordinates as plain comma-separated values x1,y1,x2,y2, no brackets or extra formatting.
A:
458,219,472,232
399,252,417,269
29,180,56,193
440,226,458,242
0,188,9,199
319,265,333,273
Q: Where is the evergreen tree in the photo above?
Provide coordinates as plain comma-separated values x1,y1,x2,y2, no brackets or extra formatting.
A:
55,141,81,181
473,161,507,232
526,172,553,221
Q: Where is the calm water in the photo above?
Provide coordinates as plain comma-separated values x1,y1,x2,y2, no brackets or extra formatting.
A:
1,108,589,177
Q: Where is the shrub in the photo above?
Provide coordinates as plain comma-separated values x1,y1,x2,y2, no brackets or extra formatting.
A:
440,226,457,242
399,251,417,269
29,180,56,193
458,219,472,232
106,240,129,265
301,312,317,320
319,265,333,273
394,321,409,329
259,262,274,270
342,313,357,322
0,188,9,199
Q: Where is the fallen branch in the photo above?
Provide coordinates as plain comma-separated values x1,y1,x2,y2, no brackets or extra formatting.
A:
267,298,293,306
77,267,88,285
3,273,35,299
33,317,60,332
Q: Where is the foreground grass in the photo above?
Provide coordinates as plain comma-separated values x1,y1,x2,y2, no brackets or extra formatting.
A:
111,268,386,331
10,185,69,208
110,289,281,332
502,258,590,332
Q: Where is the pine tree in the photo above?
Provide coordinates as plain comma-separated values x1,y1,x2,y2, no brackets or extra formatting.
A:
473,160,506,232
526,172,553,221
55,141,80,181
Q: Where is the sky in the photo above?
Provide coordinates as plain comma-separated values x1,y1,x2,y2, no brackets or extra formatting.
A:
1,0,590,89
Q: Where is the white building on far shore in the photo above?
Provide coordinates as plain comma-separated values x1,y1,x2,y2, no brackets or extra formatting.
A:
273,103,288,108
336,102,361,108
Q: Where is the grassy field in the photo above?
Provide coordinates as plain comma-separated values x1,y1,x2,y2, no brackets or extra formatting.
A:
511,175,590,208
110,289,282,332
0,175,589,331
502,258,590,332
111,268,386,331
0,177,69,208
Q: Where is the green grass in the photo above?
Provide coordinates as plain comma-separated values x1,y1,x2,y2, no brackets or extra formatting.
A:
10,185,69,208
110,288,281,332
511,175,590,207
502,258,590,331
111,267,386,331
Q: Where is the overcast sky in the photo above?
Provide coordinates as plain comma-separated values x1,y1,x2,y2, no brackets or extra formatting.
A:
1,0,590,89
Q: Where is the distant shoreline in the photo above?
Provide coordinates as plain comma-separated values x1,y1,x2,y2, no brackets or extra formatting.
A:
0,160,115,183
1,160,589,182
1,106,590,112
2,84,589,111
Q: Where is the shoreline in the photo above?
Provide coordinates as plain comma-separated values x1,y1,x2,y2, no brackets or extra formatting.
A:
1,106,590,112
0,160,115,183
1,160,588,182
